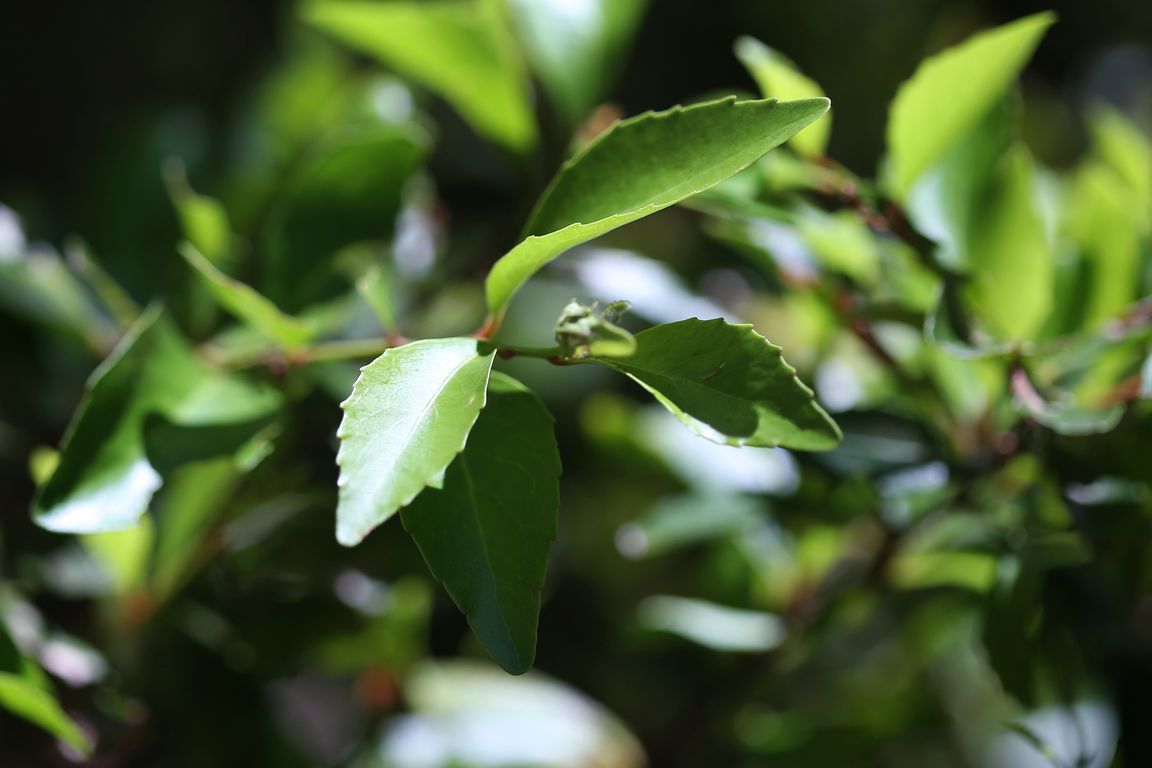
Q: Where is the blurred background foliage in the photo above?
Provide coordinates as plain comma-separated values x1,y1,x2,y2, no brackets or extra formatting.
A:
2,0,1152,766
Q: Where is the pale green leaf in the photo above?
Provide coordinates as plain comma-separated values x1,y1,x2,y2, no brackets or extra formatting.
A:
886,12,1054,196
638,596,786,653
1090,105,1152,214
1063,161,1145,327
82,518,154,595
303,0,535,152
180,243,316,351
165,164,233,266
401,373,559,674
34,308,282,534
485,96,830,316
507,0,648,122
588,318,841,450
335,338,496,546
965,147,1053,339
735,36,830,157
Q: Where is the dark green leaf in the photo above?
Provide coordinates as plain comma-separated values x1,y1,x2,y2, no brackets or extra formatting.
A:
588,318,841,450
401,372,559,674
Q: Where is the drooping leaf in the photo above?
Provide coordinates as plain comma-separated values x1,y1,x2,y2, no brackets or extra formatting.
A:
303,0,535,152
588,318,841,450
266,123,427,310
885,12,1054,196
335,338,495,546
34,307,282,533
735,37,830,157
507,0,648,123
401,372,559,674
484,96,831,317
180,243,316,351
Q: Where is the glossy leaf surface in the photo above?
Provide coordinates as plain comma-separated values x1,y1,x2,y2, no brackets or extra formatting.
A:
589,318,841,450
402,373,559,674
485,96,830,316
335,338,495,546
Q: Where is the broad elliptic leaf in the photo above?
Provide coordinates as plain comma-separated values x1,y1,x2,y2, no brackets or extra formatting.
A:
34,307,282,533
484,96,830,317
303,0,535,153
507,0,648,123
735,36,830,157
335,338,496,546
588,318,841,450
1090,105,1152,214
885,12,1054,196
401,372,559,674
180,244,316,351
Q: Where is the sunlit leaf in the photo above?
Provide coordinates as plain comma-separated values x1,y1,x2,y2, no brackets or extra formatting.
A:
507,0,648,122
485,96,830,317
735,36,830,157
335,338,495,546
34,307,281,533
303,0,535,152
886,12,1054,196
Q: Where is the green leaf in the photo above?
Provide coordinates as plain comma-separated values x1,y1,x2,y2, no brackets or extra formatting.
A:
735,37,830,157
507,0,648,122
303,0,535,152
484,96,830,317
1063,161,1146,327
180,243,316,351
885,12,1054,196
401,373,559,674
616,493,763,559
267,124,427,310
1090,105,1152,213
588,318,841,450
964,147,1053,339
637,596,786,653
165,163,233,267
554,299,636,359
34,307,282,533
335,338,496,546
0,624,90,755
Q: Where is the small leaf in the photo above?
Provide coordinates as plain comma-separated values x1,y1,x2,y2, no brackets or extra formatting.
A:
484,96,830,316
303,0,535,152
589,318,841,450
336,338,495,546
165,163,233,267
554,299,636,359
735,37,830,157
180,244,316,350
401,373,559,674
637,596,786,653
34,307,282,534
886,12,1054,196
507,0,649,123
